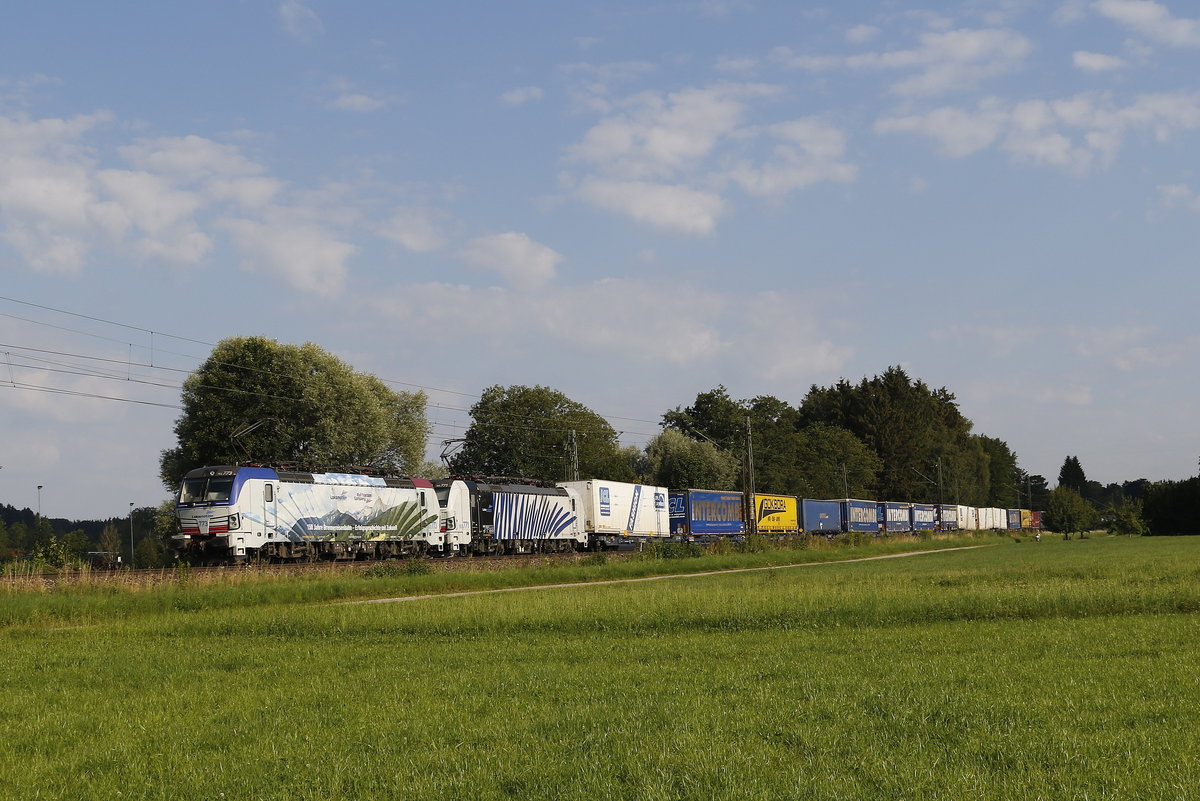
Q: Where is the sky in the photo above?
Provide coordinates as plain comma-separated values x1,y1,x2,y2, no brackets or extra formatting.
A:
1,0,1198,521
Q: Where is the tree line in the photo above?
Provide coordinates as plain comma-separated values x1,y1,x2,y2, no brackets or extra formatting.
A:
8,335,1193,564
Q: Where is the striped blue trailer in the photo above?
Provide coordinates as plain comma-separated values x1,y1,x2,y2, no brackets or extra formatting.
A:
911,503,937,532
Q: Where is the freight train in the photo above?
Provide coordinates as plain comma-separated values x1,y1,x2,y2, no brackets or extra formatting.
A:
172,464,1042,564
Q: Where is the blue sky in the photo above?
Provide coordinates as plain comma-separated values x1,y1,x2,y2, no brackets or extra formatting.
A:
1,0,1197,519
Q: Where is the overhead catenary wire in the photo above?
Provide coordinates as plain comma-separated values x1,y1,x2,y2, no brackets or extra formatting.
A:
0,295,670,444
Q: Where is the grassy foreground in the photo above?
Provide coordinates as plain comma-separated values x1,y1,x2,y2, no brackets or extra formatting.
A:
2,535,1199,800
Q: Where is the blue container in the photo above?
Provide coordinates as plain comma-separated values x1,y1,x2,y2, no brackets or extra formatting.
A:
840,499,879,533
669,489,745,537
911,503,937,532
937,504,958,531
801,499,843,532
878,502,913,533
1007,509,1022,529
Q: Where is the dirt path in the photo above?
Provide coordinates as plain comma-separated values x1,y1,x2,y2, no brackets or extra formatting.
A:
342,545,991,606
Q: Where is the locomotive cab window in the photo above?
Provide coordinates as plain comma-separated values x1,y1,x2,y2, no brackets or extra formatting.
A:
179,478,207,504
180,475,235,504
205,476,234,502
264,483,274,503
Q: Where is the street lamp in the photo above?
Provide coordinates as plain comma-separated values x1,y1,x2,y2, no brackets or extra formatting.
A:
129,502,135,568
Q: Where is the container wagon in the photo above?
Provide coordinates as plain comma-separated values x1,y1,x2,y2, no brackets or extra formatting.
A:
911,503,937,533
558,479,668,548
752,493,800,535
937,504,959,531
956,505,979,531
878,502,913,534
1006,509,1022,530
801,499,843,533
839,499,880,533
669,489,746,540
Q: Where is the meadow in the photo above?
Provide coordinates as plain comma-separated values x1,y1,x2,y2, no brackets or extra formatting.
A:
2,535,1199,800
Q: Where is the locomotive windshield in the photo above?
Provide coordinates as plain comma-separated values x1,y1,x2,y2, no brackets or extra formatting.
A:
179,475,235,504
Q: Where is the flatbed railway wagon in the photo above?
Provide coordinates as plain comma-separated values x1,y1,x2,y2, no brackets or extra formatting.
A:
174,465,441,563
558,479,669,548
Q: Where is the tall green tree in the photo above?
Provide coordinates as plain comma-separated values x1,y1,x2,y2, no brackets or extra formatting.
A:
449,385,630,481
160,336,429,488
1142,477,1200,535
977,436,1020,507
1058,456,1088,495
644,429,739,490
1106,499,1149,537
800,366,987,503
663,388,879,497
1045,486,1099,538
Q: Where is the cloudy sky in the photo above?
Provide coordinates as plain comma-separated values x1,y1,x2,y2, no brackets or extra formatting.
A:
2,0,1197,520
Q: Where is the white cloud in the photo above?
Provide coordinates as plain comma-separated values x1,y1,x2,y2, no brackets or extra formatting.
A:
94,169,211,263
846,24,881,44
724,118,858,198
568,83,777,180
876,91,1200,173
220,214,355,296
362,278,851,375
575,178,726,235
846,27,1033,95
1073,50,1128,70
1094,0,1200,47
329,93,388,112
380,207,446,252
500,86,544,106
458,232,563,287
714,56,758,73
559,61,659,114
119,135,264,182
278,0,324,42
1157,183,1200,211
1054,0,1090,24
1034,385,1094,406
767,47,841,71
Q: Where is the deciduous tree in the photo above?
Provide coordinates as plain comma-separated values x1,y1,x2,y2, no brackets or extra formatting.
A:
449,385,630,481
160,336,429,488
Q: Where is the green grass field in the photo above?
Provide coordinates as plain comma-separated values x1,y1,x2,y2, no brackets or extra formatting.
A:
3,535,1199,800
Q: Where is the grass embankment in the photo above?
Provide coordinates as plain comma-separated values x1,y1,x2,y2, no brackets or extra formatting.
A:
0,533,994,627
3,535,1199,800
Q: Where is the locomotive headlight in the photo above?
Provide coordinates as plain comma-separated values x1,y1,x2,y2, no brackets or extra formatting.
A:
228,514,241,530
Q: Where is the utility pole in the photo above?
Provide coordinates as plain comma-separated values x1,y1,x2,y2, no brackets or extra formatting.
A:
566,429,579,482
129,502,135,569
744,416,755,535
